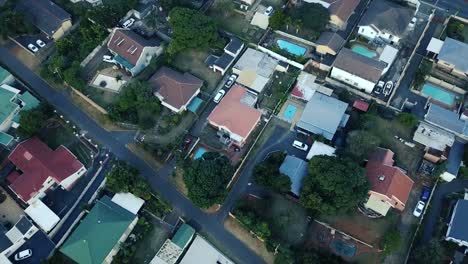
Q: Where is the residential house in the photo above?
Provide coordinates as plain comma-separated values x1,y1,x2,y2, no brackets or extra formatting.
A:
107,28,163,77
0,216,38,260
413,122,455,163
357,0,414,45
303,0,360,31
7,137,86,205
208,37,244,75
207,85,262,147
0,66,14,86
436,37,468,79
364,148,414,216
0,84,40,146
69,0,101,6
179,235,234,264
296,92,349,140
426,37,445,59
306,141,336,160
24,200,60,233
17,0,72,40
425,103,468,140
331,48,386,93
316,32,345,56
232,48,278,94
60,196,138,264
250,5,269,29
279,155,308,196
150,67,203,113
446,199,468,247
378,45,399,74
150,224,195,264
291,71,333,101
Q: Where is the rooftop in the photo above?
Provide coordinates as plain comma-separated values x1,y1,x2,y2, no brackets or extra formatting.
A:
224,37,244,55
438,37,468,73
0,84,20,126
447,199,468,242
0,66,12,84
279,155,308,196
413,122,455,151
316,32,345,54
179,235,234,264
333,48,386,82
17,0,71,36
425,103,468,137
108,28,160,66
329,0,360,24
306,141,336,160
234,48,278,93
171,224,195,249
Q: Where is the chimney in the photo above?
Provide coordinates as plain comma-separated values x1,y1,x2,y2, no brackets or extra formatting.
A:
378,175,385,181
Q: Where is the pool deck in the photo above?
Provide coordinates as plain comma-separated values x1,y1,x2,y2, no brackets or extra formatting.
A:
276,96,305,129
416,81,461,109
271,34,313,57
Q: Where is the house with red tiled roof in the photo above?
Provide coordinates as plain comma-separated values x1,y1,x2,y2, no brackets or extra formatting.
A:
207,85,262,147
150,67,203,113
7,137,86,205
364,148,414,216
107,28,163,77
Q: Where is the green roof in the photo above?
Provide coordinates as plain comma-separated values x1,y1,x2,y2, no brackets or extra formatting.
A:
18,92,40,111
0,132,13,146
0,66,11,84
171,224,195,249
60,196,136,264
0,86,19,125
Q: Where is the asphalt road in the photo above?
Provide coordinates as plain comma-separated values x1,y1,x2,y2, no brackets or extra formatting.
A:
422,0,468,19
8,231,55,264
0,47,265,264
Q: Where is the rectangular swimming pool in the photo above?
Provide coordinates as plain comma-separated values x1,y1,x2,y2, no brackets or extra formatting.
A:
421,83,455,106
351,44,378,58
283,104,297,119
193,148,207,160
277,40,306,56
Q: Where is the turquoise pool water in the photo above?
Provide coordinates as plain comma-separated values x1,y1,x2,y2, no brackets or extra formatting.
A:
277,40,306,56
283,104,297,119
193,148,207,160
422,83,455,105
351,44,378,58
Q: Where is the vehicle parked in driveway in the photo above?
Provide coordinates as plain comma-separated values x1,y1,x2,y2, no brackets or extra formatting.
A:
292,140,308,151
36,39,46,48
383,81,393,96
103,55,115,63
374,81,384,94
213,89,226,103
224,74,237,89
14,249,32,261
265,6,274,16
27,44,38,53
123,18,135,28
413,200,425,217
420,186,432,202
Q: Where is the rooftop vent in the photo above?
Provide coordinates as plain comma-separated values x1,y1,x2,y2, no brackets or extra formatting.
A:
378,175,385,181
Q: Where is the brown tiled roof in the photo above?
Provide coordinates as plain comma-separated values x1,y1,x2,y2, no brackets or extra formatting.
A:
329,0,360,23
316,32,345,53
333,48,386,82
149,67,203,110
108,28,159,66
208,85,261,139
366,148,414,205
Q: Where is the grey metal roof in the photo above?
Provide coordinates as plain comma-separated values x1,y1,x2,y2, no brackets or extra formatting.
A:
425,104,468,136
17,0,71,37
438,38,468,73
316,32,345,53
0,226,12,252
447,199,468,242
359,0,414,37
224,37,244,55
279,155,308,196
297,92,348,136
333,48,386,82
15,216,33,235
214,53,235,69
446,139,465,176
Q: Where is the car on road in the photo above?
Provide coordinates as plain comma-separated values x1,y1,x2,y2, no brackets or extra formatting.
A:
374,81,384,94
103,55,114,63
409,17,417,28
27,44,38,53
123,18,135,28
413,201,425,217
224,74,237,89
383,81,393,96
292,140,308,151
213,89,226,103
14,249,32,261
265,6,274,16
420,186,432,202
36,39,46,48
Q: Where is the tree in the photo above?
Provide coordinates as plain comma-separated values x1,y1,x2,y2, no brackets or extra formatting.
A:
300,156,369,215
411,240,446,264
0,11,36,39
253,152,291,193
183,152,234,208
269,9,287,30
381,230,402,256
63,61,86,90
106,161,153,200
346,130,381,162
167,7,221,55
398,112,418,128
413,60,432,89
288,3,329,34
17,103,53,138
213,0,235,17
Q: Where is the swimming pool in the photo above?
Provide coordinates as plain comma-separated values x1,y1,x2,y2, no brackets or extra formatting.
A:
283,104,297,119
351,44,378,58
421,82,455,105
193,147,208,160
277,40,306,56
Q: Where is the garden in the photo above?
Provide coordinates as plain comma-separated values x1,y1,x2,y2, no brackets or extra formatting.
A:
258,69,300,111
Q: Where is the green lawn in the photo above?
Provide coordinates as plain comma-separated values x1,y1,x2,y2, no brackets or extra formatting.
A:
79,85,120,109
259,70,299,111
208,8,265,43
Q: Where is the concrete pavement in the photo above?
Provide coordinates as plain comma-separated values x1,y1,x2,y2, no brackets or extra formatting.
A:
0,47,265,264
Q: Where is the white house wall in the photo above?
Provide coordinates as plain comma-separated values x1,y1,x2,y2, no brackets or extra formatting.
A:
330,67,376,93
60,166,87,190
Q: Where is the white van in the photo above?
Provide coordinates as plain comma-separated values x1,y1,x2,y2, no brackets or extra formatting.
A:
213,90,226,103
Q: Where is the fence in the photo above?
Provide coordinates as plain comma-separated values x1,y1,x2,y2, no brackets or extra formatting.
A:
274,30,317,47
70,86,108,114
255,45,305,70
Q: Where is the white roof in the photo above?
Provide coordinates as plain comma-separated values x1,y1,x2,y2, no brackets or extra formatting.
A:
427,37,444,54
306,141,336,160
294,72,333,101
179,235,234,264
111,192,145,215
24,200,60,233
413,122,455,151
153,240,183,264
379,45,398,74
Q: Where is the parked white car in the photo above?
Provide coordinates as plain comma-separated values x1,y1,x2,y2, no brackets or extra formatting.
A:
292,140,308,151
14,249,32,261
103,55,115,63
36,39,46,48
123,18,135,28
413,201,425,217
27,43,38,53
213,89,226,103
383,81,393,96
265,6,274,16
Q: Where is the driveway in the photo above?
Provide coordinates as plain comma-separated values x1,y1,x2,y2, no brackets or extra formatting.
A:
8,231,55,264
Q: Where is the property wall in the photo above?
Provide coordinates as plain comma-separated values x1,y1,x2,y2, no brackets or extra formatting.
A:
60,166,87,190
446,237,468,248
330,67,376,93
301,0,331,8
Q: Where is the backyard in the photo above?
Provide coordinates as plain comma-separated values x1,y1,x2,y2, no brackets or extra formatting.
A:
443,18,468,44
259,70,299,111
132,215,172,264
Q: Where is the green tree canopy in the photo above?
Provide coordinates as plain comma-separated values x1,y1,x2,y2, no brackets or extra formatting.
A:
411,240,446,264
168,7,221,55
0,10,37,39
289,3,329,33
253,152,291,193
17,103,53,138
183,152,234,208
85,0,138,29
300,156,369,215
397,112,418,128
381,229,402,256
106,161,152,200
346,130,381,162
269,9,287,30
